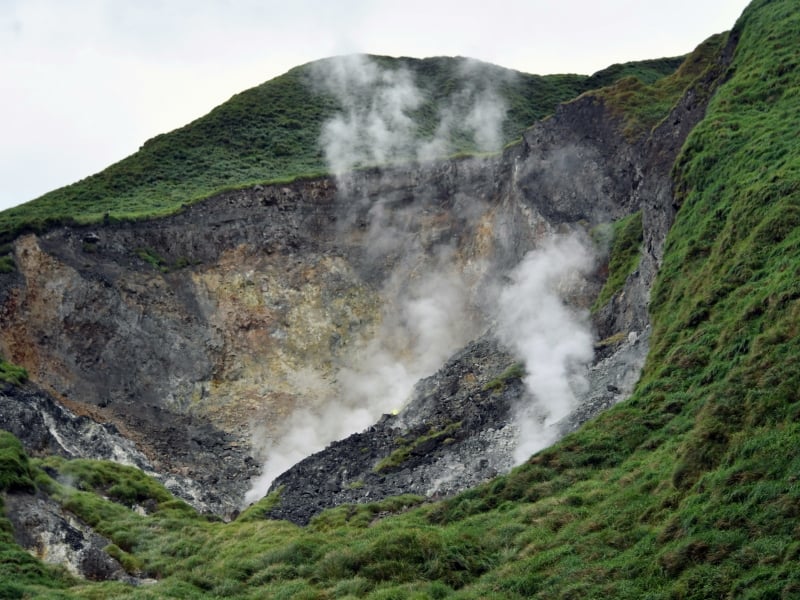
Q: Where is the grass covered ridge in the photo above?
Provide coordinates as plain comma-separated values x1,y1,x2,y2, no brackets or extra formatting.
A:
0,55,685,243
590,32,728,139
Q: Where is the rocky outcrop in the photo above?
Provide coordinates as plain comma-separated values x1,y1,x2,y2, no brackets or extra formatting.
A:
5,490,137,582
265,337,522,524
264,326,653,525
594,32,737,342
0,382,250,516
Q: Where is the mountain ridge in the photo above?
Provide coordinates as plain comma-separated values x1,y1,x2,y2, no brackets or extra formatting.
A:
0,53,686,243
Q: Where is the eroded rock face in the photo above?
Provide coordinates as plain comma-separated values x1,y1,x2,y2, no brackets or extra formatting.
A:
0,383,251,516
265,337,522,524
0,143,620,511
5,491,132,582
263,325,653,525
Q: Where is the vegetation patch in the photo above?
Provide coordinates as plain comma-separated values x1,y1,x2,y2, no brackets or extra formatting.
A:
0,357,28,386
309,494,427,531
0,435,74,596
373,422,462,473
134,247,194,272
590,33,728,139
0,432,35,493
135,247,170,272
34,456,175,510
0,243,15,272
237,489,283,523
482,362,526,392
592,210,643,311
594,331,629,349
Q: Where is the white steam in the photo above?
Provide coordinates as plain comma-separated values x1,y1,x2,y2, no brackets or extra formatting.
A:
496,234,595,463
245,54,514,505
317,54,508,174
244,265,479,505
418,58,508,162
317,55,422,176
244,400,375,505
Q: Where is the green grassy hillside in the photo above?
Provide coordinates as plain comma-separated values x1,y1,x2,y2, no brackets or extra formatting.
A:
0,55,683,243
3,0,799,597
591,32,728,139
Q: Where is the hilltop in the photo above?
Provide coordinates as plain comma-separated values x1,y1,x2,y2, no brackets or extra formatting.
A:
0,54,684,243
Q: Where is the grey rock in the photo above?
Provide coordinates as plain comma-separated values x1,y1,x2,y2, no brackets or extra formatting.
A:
5,491,133,582
0,383,248,517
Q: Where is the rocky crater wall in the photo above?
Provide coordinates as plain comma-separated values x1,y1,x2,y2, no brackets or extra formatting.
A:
0,63,719,522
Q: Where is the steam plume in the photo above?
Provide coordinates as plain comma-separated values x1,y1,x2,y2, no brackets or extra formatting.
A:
316,55,421,176
418,58,508,161
316,54,509,172
243,55,512,504
496,234,595,462
243,261,480,505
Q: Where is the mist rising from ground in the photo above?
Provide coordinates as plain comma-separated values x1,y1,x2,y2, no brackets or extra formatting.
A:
496,234,595,462
244,259,481,505
245,55,507,504
316,55,421,176
316,54,508,175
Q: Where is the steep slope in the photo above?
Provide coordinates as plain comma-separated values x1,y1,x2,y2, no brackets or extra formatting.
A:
431,1,800,596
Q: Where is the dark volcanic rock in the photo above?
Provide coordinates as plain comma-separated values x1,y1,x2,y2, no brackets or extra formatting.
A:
265,337,521,525
519,95,639,224
263,326,651,526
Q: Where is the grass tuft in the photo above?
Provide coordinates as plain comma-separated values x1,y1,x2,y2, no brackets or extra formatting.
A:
592,211,643,311
0,357,28,386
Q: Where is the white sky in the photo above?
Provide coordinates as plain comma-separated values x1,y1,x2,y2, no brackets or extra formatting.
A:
1,0,750,211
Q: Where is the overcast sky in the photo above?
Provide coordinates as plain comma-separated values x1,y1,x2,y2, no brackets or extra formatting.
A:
1,0,750,211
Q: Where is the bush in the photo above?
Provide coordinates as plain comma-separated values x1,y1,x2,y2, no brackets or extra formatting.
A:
0,358,28,386
0,432,35,493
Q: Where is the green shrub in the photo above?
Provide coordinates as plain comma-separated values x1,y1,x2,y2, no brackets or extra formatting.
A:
237,489,283,522
373,423,461,473
0,358,28,386
0,255,14,273
0,432,35,492
482,362,526,392
592,211,643,311
36,456,174,509
135,247,168,271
